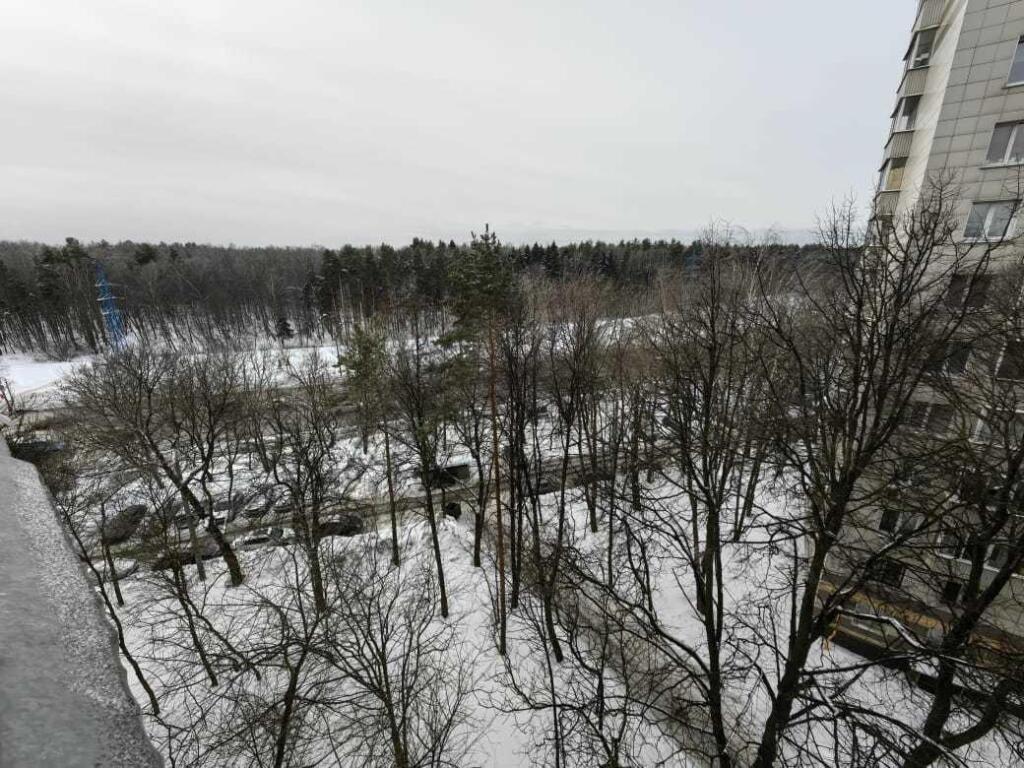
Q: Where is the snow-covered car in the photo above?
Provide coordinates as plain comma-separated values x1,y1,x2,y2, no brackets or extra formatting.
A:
272,500,294,517
173,514,201,531
86,557,139,585
237,526,294,550
317,515,363,540
242,501,272,520
101,505,148,545
149,539,220,571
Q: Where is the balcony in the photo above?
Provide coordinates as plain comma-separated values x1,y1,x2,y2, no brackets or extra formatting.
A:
915,0,947,31
874,191,901,217
884,131,915,161
898,67,929,99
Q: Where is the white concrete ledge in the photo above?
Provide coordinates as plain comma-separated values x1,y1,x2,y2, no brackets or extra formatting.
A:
0,439,162,767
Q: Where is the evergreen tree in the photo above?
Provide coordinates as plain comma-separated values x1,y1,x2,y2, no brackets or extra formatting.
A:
275,316,294,342
448,224,514,655
134,243,159,266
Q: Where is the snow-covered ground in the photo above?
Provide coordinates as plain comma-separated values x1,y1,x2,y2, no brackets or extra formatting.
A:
81,459,1022,767
0,343,343,403
1,353,92,396
546,477,1021,768
116,516,688,768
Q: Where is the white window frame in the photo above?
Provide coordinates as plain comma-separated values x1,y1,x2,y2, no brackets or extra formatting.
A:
938,530,968,561
893,96,920,133
1009,36,1024,86
986,541,1011,570
963,201,1017,240
911,28,936,68
985,121,1024,165
997,339,1024,381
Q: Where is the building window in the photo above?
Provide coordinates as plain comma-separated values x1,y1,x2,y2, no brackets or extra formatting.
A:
926,340,971,376
893,96,921,132
963,201,1016,240
945,273,992,309
987,542,1011,570
911,28,936,68
997,340,1024,380
957,471,990,507
880,157,907,192
880,506,902,534
925,403,956,435
946,342,971,374
986,121,1024,165
977,409,1024,443
880,506,921,537
1009,37,1024,85
940,529,969,560
870,215,895,246
868,558,906,588
941,579,964,604
907,401,931,430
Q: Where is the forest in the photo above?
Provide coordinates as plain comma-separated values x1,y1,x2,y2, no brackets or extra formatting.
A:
0,234,820,358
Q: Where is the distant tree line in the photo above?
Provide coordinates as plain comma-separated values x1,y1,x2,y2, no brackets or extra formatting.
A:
0,236,821,357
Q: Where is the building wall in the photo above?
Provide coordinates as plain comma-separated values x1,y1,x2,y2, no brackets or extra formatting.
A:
930,0,1024,225
884,0,1024,229
896,0,969,217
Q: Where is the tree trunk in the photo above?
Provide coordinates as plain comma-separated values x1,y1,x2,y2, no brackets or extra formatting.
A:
383,415,400,566
423,482,449,618
488,324,507,655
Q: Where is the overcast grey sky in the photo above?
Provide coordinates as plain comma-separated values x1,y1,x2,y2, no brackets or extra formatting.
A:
1,1,914,246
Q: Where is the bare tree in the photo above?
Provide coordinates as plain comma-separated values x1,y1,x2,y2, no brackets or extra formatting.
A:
319,538,478,768
389,300,454,617
854,259,1024,768
640,248,773,767
499,282,546,611
341,317,403,566
54,471,161,716
245,349,363,613
744,186,1000,768
538,278,606,663
65,348,245,585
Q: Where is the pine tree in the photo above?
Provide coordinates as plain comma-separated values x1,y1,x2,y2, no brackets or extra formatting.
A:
448,225,514,655
275,316,294,343
134,243,159,265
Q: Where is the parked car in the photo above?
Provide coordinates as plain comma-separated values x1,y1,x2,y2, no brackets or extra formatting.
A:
536,476,561,494
317,515,363,540
150,551,192,572
272,500,294,517
11,437,65,463
86,557,139,585
237,526,294,549
173,513,201,531
422,463,471,488
150,540,219,571
101,504,147,545
210,498,242,527
242,501,272,520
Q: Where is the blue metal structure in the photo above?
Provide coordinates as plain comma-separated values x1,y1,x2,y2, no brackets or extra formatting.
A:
93,261,127,351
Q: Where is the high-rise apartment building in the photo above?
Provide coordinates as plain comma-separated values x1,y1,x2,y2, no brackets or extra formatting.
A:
823,0,1024,659
877,0,1024,231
